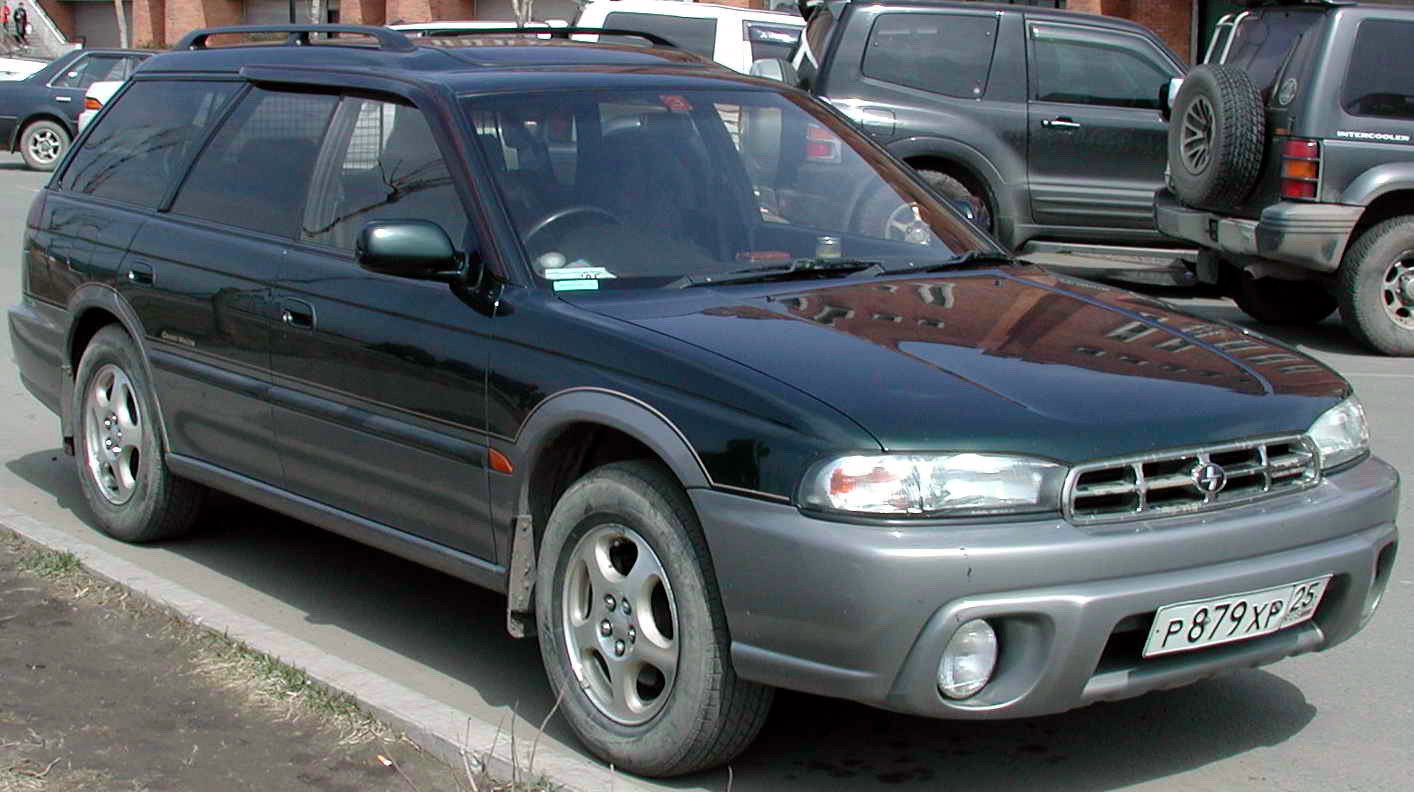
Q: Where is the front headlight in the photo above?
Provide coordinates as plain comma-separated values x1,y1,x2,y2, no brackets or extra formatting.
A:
1307,397,1369,471
798,453,1066,517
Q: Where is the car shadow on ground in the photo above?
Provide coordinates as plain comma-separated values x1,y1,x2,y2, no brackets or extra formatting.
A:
4,449,1323,791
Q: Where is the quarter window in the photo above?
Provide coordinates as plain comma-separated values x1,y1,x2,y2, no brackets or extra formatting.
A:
747,23,801,62
863,14,999,99
302,98,467,252
171,87,337,238
1031,25,1173,109
601,13,717,59
58,80,237,208
1343,20,1414,121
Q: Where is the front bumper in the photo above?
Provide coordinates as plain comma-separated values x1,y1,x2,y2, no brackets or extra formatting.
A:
693,455,1398,719
1154,188,1362,273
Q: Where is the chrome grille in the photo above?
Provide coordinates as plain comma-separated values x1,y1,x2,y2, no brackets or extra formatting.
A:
1065,436,1319,524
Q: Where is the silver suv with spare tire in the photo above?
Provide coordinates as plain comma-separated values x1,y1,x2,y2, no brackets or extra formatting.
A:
1154,0,1414,355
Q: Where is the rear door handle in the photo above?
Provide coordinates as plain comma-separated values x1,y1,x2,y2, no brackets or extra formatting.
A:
279,299,315,330
1042,117,1082,130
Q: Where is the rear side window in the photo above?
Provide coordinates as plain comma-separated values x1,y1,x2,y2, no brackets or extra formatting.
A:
302,99,467,252
602,12,717,59
171,87,337,238
58,80,237,207
1342,19,1414,121
1030,25,1173,109
747,23,801,62
863,13,999,99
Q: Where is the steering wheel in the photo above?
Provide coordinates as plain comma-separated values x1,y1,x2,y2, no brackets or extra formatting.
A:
523,205,621,246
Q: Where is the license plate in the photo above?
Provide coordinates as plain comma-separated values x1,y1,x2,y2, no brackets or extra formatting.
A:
1142,575,1331,658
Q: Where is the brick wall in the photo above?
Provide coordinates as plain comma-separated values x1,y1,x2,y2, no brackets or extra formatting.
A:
132,0,165,47
33,0,76,40
338,0,387,26
386,0,473,25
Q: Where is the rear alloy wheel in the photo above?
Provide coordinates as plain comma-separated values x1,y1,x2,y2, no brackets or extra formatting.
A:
1230,272,1337,326
536,461,773,777
1168,64,1265,211
1338,216,1414,356
74,326,205,542
20,120,70,172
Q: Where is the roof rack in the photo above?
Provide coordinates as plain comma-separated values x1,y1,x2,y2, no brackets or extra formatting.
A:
174,25,418,53
416,27,682,50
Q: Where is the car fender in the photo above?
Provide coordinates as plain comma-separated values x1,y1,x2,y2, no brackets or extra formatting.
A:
12,109,75,151
1340,162,1414,206
62,283,171,455
886,135,1022,236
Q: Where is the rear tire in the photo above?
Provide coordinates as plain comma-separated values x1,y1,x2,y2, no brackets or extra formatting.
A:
1338,216,1414,356
73,326,205,542
1168,65,1265,211
1230,273,1337,326
20,120,70,172
535,460,773,777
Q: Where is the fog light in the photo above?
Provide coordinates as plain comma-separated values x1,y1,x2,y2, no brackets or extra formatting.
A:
937,619,998,700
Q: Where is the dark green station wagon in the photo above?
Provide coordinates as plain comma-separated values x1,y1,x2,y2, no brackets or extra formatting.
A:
7,24,1400,778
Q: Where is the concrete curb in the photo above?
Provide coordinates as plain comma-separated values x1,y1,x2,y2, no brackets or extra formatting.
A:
0,503,656,792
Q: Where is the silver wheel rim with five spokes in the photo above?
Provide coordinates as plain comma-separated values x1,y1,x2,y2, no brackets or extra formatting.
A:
1382,251,1414,329
27,127,64,165
562,524,679,725
83,364,145,506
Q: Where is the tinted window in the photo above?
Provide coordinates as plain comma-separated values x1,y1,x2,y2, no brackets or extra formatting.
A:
171,87,336,237
601,13,717,59
863,13,999,99
49,55,135,90
302,99,467,251
1031,25,1173,109
747,23,801,62
1343,19,1414,121
58,80,237,207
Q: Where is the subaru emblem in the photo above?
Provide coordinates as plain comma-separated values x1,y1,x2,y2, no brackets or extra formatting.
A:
1192,462,1228,495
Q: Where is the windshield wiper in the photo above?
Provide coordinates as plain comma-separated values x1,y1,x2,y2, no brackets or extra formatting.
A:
668,258,882,289
880,251,1017,274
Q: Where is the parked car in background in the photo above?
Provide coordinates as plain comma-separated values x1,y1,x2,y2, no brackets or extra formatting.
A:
1155,0,1414,356
766,0,1185,262
77,79,122,132
575,0,803,73
0,55,46,81
389,18,568,37
8,23,1398,780
0,48,149,170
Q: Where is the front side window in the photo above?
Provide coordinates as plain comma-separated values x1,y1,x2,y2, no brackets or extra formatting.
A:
465,88,990,290
302,98,468,251
863,13,999,99
1031,25,1173,109
1343,19,1414,121
601,13,718,59
171,87,337,237
58,80,238,207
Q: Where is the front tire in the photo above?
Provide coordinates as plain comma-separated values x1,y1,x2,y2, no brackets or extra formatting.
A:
74,326,205,542
20,120,70,172
1338,216,1414,356
535,460,773,777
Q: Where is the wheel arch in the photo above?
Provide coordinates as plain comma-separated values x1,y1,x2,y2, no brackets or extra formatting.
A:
13,112,73,152
504,388,714,637
62,286,170,456
1348,186,1414,240
886,137,1019,242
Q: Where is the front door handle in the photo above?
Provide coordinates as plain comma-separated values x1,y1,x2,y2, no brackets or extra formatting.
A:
1042,117,1082,130
125,261,154,285
279,299,315,330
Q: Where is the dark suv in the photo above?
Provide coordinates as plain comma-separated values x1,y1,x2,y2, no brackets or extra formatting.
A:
782,0,1186,260
7,24,1398,779
1155,0,1414,355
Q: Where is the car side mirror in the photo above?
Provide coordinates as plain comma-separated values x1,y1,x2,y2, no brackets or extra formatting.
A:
356,221,465,282
750,58,798,86
1158,77,1184,122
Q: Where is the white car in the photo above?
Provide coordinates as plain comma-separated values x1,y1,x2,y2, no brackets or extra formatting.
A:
573,0,803,73
77,79,123,132
390,19,568,38
0,55,46,81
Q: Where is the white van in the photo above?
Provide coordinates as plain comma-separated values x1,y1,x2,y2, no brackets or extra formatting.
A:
573,0,803,73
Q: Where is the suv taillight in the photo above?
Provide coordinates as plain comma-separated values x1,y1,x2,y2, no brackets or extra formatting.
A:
1280,138,1320,200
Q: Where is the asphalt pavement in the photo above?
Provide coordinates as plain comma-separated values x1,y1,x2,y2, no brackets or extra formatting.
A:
1,152,1411,792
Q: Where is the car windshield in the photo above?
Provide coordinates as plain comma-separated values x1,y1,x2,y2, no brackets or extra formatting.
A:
461,88,992,290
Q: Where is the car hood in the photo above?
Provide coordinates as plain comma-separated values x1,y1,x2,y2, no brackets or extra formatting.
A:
580,269,1350,462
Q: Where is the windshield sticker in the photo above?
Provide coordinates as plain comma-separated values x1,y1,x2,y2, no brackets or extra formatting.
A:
552,279,600,292
546,266,616,280
659,95,693,112
1336,130,1412,144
